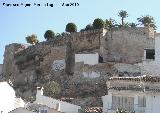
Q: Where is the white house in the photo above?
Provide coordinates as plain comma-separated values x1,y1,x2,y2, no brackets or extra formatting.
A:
0,82,25,113
26,103,63,113
102,76,160,113
9,107,36,113
34,87,81,113
75,53,99,65
139,34,160,76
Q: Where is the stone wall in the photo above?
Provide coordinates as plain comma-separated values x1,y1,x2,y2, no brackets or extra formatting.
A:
63,63,117,97
2,39,67,100
3,27,154,78
101,27,155,63
138,34,160,76
114,63,141,76
71,29,103,52
1,27,156,102
2,29,104,99
2,43,28,78
65,29,103,74
14,38,66,74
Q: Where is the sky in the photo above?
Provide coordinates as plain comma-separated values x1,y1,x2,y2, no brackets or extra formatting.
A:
0,0,160,64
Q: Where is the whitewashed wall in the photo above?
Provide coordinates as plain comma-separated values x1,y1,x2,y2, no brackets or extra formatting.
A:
0,82,15,113
114,63,140,73
0,82,25,113
35,88,81,113
9,107,35,113
102,90,160,113
102,92,112,113
82,71,100,78
140,61,160,75
155,35,160,62
14,98,25,109
140,35,160,76
75,53,99,65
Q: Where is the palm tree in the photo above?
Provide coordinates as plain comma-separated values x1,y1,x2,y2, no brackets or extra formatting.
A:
137,15,156,29
118,10,128,26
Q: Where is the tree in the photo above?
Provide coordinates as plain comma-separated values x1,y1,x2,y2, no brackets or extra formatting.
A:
61,32,70,37
129,23,137,27
80,29,85,32
44,30,55,41
26,34,39,45
93,18,104,29
55,33,61,38
85,24,94,31
115,108,127,113
137,15,156,29
118,10,128,26
115,108,135,113
105,18,116,29
44,81,61,97
65,23,77,33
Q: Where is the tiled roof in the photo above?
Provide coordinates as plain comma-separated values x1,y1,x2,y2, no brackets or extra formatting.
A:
85,107,102,113
108,75,160,83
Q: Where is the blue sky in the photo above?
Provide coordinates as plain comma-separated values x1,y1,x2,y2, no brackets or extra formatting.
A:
0,0,160,64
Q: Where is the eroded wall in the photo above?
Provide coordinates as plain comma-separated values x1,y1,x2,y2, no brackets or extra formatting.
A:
71,29,103,52
2,27,156,101
101,27,155,63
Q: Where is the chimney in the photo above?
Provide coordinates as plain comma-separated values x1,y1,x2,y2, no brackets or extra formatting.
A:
58,102,61,112
36,87,44,96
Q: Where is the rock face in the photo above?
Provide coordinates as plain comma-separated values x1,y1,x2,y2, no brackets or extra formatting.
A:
1,27,155,105
2,44,27,79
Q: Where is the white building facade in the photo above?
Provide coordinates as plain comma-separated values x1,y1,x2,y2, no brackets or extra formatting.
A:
34,87,81,113
0,82,25,113
75,53,99,65
140,34,160,76
102,76,160,113
9,107,36,113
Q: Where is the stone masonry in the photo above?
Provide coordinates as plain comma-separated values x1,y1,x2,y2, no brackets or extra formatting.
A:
1,27,155,103
101,27,155,63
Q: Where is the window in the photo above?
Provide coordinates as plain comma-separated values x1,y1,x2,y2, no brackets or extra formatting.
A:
112,95,134,111
99,55,103,63
41,110,47,113
145,49,155,60
138,96,146,107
